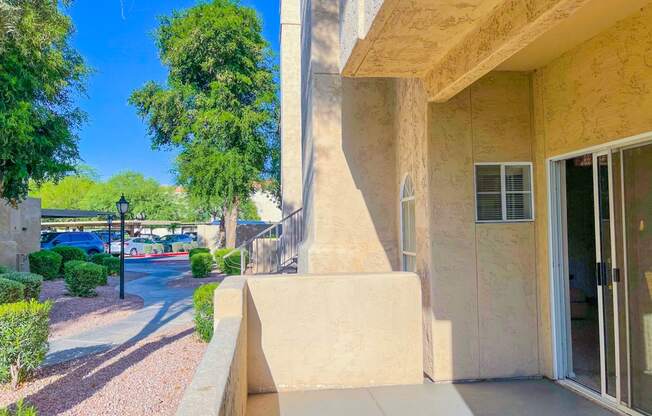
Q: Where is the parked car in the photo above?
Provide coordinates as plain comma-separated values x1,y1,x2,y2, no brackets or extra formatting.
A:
93,230,128,244
109,237,158,256
159,234,193,252
183,232,198,241
40,232,105,255
137,233,161,242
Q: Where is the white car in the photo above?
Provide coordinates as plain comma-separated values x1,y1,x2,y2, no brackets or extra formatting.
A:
109,237,157,256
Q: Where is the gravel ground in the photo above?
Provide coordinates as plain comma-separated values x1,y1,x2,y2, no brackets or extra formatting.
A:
166,269,225,289
40,272,146,339
0,324,206,416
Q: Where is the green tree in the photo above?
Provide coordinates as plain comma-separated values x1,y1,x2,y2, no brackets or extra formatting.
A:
30,175,95,209
130,0,278,247
0,0,88,204
79,171,182,220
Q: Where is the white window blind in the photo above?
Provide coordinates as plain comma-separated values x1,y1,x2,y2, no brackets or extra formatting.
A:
475,163,533,222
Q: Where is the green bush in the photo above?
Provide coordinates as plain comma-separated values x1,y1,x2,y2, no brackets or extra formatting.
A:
89,253,111,265
0,278,24,305
90,254,119,276
52,246,87,272
213,248,233,271
191,253,213,278
171,242,184,253
222,250,247,276
0,265,12,275
189,247,211,259
143,244,153,254
0,300,51,388
193,283,219,342
102,257,120,276
152,243,164,254
1,273,43,300
63,261,105,297
28,250,62,280
0,399,38,416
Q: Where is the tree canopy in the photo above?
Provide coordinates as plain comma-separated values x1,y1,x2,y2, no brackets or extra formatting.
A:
29,169,260,222
0,0,87,204
130,0,278,246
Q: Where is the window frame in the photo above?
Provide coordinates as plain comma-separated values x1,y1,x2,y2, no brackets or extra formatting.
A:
474,162,535,223
400,174,417,272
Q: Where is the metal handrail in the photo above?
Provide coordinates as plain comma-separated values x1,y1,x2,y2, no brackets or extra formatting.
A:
223,207,303,275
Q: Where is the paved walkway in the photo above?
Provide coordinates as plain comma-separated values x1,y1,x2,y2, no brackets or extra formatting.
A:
45,257,194,366
247,379,617,416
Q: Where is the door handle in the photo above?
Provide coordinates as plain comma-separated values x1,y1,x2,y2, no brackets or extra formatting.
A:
596,262,603,286
612,267,621,283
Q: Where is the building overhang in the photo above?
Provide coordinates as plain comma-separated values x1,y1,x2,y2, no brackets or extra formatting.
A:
341,0,649,102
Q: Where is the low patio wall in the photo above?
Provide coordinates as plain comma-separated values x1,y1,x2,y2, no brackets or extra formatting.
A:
176,277,248,416
178,272,423,414
246,272,423,393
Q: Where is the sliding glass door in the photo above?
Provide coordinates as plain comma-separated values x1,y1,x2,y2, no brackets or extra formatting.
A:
622,142,652,415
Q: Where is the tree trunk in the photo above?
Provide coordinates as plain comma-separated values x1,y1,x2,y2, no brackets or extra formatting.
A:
224,203,239,248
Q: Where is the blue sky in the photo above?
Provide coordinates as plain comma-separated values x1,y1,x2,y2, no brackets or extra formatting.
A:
68,0,279,185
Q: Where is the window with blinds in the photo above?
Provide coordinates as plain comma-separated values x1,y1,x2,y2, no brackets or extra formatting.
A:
475,163,533,222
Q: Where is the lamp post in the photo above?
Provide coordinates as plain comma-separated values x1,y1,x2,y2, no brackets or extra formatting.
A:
116,194,130,300
107,214,114,254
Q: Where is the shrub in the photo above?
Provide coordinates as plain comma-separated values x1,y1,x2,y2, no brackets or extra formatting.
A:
171,242,184,253
52,246,87,272
193,283,219,342
102,257,120,276
189,247,210,259
0,279,24,305
90,254,119,276
222,250,247,276
0,265,12,275
28,250,62,280
89,253,111,265
0,300,51,388
213,248,233,271
63,261,105,297
152,243,164,254
143,245,153,254
0,399,38,415
1,273,42,300
191,253,213,278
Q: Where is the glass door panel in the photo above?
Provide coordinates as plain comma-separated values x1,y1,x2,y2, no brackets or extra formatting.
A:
622,142,652,415
565,155,601,392
595,154,617,399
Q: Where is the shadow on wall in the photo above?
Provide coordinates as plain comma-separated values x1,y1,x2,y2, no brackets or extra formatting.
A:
340,77,399,270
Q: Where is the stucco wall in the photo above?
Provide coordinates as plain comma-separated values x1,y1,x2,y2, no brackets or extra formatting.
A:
298,0,398,273
422,72,539,381
246,272,423,393
0,198,41,271
176,277,248,416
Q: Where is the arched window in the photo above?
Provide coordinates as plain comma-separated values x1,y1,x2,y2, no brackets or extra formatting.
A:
400,175,416,272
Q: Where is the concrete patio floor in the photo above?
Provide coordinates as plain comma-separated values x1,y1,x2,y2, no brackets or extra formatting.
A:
247,379,616,416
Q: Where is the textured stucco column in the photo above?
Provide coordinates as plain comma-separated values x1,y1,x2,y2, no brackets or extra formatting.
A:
297,0,398,274
280,0,302,218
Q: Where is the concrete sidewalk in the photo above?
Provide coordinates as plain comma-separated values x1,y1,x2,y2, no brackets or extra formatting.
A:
247,379,616,416
45,257,194,365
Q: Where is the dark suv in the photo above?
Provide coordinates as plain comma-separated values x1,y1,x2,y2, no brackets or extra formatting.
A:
41,232,105,255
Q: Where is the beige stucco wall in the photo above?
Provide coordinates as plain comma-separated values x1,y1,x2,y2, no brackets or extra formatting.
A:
246,272,423,393
288,0,652,386
176,277,248,416
281,0,303,218
298,0,399,273
390,73,539,382
0,198,41,271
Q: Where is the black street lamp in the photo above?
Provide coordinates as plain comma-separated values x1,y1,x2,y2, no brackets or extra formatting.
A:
116,194,130,299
